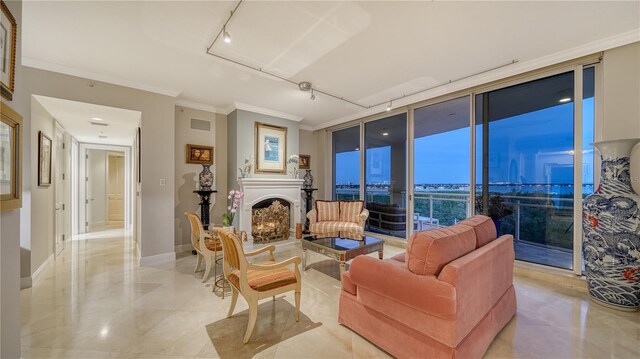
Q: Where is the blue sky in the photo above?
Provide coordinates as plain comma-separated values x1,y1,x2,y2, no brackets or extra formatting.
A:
335,99,594,185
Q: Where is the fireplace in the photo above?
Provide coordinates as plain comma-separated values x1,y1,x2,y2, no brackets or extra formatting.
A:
251,198,290,244
237,178,304,242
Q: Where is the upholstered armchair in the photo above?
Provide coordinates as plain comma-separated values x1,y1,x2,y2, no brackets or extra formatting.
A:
213,228,302,343
185,212,222,283
307,200,369,238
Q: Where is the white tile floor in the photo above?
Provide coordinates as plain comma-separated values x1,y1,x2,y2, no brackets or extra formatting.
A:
20,227,640,358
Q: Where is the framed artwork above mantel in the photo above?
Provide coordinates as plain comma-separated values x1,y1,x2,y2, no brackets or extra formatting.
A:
255,122,287,174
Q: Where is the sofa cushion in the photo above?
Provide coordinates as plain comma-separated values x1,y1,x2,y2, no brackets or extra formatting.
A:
458,215,497,248
339,200,364,223
316,200,339,222
310,221,361,234
406,224,476,276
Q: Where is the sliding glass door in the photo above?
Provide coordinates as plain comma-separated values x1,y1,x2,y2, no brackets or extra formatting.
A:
475,71,576,270
413,96,471,229
364,114,407,238
333,126,361,200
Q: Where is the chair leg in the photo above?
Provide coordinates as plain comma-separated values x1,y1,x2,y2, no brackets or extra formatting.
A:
202,256,212,283
295,289,301,322
243,300,258,344
227,288,238,318
194,253,202,273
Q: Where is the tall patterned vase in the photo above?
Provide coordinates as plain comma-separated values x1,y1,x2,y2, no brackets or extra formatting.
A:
582,138,640,311
199,164,214,190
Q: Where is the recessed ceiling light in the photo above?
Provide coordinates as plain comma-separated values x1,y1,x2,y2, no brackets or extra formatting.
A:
91,117,104,121
99,135,108,139
559,98,572,103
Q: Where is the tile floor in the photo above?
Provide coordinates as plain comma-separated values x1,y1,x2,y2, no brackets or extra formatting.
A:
20,228,640,358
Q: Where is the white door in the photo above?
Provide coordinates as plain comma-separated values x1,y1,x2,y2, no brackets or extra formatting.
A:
107,153,125,223
54,127,65,255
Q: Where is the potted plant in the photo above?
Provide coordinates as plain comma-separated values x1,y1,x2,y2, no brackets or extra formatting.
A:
222,190,244,229
475,195,514,234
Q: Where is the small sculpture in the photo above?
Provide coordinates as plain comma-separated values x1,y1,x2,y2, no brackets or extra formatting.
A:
239,157,253,178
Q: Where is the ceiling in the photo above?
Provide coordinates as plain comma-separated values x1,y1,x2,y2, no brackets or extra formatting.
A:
33,95,141,146
22,1,640,130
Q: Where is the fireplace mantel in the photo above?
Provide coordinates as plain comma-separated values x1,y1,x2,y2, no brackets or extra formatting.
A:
238,178,304,239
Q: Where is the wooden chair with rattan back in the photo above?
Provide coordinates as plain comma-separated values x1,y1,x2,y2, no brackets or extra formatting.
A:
185,212,222,283
213,227,302,343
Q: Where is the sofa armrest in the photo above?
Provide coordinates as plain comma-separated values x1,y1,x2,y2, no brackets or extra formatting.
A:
357,208,369,227
438,234,515,343
349,255,456,319
307,209,317,224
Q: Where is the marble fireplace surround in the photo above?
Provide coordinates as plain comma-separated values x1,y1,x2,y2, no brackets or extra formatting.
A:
238,178,304,240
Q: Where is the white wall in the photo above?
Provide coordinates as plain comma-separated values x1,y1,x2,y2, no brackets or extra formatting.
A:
23,67,176,264
29,98,55,275
227,109,300,191
1,0,23,356
601,42,640,194
174,105,227,250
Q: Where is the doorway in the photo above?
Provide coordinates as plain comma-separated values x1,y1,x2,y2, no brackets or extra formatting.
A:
80,145,131,234
107,152,125,225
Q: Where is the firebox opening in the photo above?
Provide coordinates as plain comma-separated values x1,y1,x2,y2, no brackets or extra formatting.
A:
251,198,291,244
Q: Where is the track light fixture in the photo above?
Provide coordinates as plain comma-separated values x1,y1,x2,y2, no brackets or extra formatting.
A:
205,1,519,112
223,26,231,43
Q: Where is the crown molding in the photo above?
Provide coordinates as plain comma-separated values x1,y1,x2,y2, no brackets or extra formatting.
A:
23,57,182,97
227,101,304,122
175,100,217,113
299,125,314,131
313,29,640,131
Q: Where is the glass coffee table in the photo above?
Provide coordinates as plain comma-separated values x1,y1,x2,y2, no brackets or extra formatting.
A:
301,234,384,279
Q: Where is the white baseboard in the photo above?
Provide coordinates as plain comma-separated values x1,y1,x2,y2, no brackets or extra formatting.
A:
20,276,32,289
21,254,54,289
139,251,176,266
175,244,194,253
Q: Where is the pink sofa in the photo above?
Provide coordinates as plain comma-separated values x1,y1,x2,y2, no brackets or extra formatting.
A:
338,215,516,359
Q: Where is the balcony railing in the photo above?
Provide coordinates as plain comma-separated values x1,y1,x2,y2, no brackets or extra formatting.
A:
335,187,578,251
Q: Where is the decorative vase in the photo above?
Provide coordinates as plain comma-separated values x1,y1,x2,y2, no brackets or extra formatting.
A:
582,138,640,311
296,223,303,240
303,169,314,188
199,164,213,190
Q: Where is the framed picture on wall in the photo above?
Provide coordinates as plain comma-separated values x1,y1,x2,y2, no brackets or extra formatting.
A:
186,144,213,165
0,1,17,101
0,103,22,212
255,122,287,174
299,154,310,169
38,131,52,187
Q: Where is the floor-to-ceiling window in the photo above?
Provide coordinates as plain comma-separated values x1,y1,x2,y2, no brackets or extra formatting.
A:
333,126,361,200
364,113,407,238
329,63,597,273
475,71,576,270
413,96,471,229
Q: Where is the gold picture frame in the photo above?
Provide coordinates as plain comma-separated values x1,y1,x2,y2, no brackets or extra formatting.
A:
186,144,213,165
0,103,22,211
0,1,17,101
255,122,287,174
299,154,310,169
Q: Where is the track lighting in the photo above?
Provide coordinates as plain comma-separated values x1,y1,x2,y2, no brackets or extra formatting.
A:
223,26,231,43
386,101,392,112
310,89,315,101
